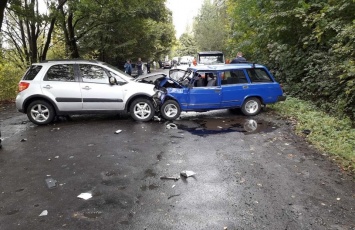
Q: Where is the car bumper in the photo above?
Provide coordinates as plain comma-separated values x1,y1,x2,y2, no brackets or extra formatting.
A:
277,95,287,101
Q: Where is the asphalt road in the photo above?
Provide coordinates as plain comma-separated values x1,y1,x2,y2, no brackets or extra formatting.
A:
0,100,354,230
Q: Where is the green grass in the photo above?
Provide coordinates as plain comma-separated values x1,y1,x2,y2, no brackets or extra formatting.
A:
269,97,355,172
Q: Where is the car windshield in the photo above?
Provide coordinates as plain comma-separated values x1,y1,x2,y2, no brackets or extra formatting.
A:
198,54,224,64
169,70,193,86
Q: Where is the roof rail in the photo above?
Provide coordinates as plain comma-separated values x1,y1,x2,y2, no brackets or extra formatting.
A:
40,59,98,63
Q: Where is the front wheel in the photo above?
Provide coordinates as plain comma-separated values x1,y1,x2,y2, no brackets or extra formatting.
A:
27,100,55,125
130,98,155,121
161,100,181,120
241,97,261,116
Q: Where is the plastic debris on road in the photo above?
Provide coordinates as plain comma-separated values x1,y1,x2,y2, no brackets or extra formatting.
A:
160,176,180,181
180,170,196,178
115,130,122,134
77,192,92,200
20,138,27,142
39,210,48,216
45,178,57,189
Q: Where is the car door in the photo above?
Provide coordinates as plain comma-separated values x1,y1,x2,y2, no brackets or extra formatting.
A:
188,71,221,110
78,64,125,111
220,69,250,108
41,64,82,111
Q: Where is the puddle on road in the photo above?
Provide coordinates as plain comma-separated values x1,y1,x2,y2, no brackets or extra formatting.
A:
167,117,277,136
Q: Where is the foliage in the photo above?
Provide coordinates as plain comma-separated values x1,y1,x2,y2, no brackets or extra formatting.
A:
174,33,198,57
270,97,355,172
1,0,175,67
0,58,24,101
226,0,355,123
193,0,229,53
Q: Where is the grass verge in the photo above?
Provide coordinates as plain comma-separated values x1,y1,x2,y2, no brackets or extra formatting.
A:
269,97,355,173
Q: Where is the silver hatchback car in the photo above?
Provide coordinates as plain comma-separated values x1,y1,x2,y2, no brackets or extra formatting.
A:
16,60,161,125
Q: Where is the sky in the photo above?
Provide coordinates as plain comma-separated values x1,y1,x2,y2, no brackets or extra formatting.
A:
166,0,205,39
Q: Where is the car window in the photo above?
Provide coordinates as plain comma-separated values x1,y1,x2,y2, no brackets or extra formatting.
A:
45,64,75,82
109,71,127,85
79,64,108,84
193,71,217,87
23,65,42,80
247,68,273,83
221,70,248,85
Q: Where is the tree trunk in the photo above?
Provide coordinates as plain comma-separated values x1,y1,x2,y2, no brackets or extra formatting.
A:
67,12,79,58
0,0,8,32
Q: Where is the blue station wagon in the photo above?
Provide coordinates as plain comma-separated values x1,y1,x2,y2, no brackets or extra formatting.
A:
139,63,286,120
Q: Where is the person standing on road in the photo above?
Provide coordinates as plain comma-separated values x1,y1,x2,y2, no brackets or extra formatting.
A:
137,58,143,76
147,60,151,73
124,59,132,76
230,52,247,63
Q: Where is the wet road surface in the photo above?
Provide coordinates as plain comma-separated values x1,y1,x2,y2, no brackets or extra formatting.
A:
0,103,354,230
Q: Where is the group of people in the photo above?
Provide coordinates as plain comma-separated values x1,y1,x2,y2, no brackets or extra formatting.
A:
124,58,151,76
124,52,246,76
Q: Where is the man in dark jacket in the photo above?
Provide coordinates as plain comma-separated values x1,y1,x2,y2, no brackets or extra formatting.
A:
137,58,143,76
230,52,247,63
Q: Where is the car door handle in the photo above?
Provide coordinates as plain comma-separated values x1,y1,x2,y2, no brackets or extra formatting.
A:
82,86,91,90
214,89,221,93
43,85,52,89
243,85,248,89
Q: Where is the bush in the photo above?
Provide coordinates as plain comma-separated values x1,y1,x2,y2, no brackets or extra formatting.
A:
0,62,24,101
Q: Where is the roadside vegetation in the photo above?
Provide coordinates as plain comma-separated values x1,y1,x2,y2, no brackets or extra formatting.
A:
270,97,355,173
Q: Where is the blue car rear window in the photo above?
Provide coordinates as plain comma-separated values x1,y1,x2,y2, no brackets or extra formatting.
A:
247,68,273,83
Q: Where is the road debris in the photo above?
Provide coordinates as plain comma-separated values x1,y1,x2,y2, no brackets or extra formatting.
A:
115,129,122,134
168,194,180,199
77,192,92,200
154,116,161,121
166,123,178,129
180,170,196,178
45,178,57,189
20,138,27,142
160,176,180,181
39,210,48,216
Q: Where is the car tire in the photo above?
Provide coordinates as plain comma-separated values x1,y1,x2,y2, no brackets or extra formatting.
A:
130,98,155,122
241,97,261,116
27,100,55,125
161,100,181,120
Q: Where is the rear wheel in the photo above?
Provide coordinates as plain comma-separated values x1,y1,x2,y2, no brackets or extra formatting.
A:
241,97,261,116
161,100,181,120
27,100,55,125
130,98,155,121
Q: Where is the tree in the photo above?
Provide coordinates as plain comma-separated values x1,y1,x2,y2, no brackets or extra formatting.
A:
193,0,228,53
175,32,197,57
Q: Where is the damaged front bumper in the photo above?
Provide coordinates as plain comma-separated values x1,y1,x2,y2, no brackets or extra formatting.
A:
152,88,167,112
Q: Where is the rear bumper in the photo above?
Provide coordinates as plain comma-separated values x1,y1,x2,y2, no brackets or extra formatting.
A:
277,95,287,102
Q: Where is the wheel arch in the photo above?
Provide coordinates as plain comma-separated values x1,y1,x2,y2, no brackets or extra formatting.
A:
125,93,153,112
163,95,181,107
22,95,59,114
242,95,264,105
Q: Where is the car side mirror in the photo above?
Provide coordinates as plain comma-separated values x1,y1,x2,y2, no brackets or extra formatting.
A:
109,76,117,85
